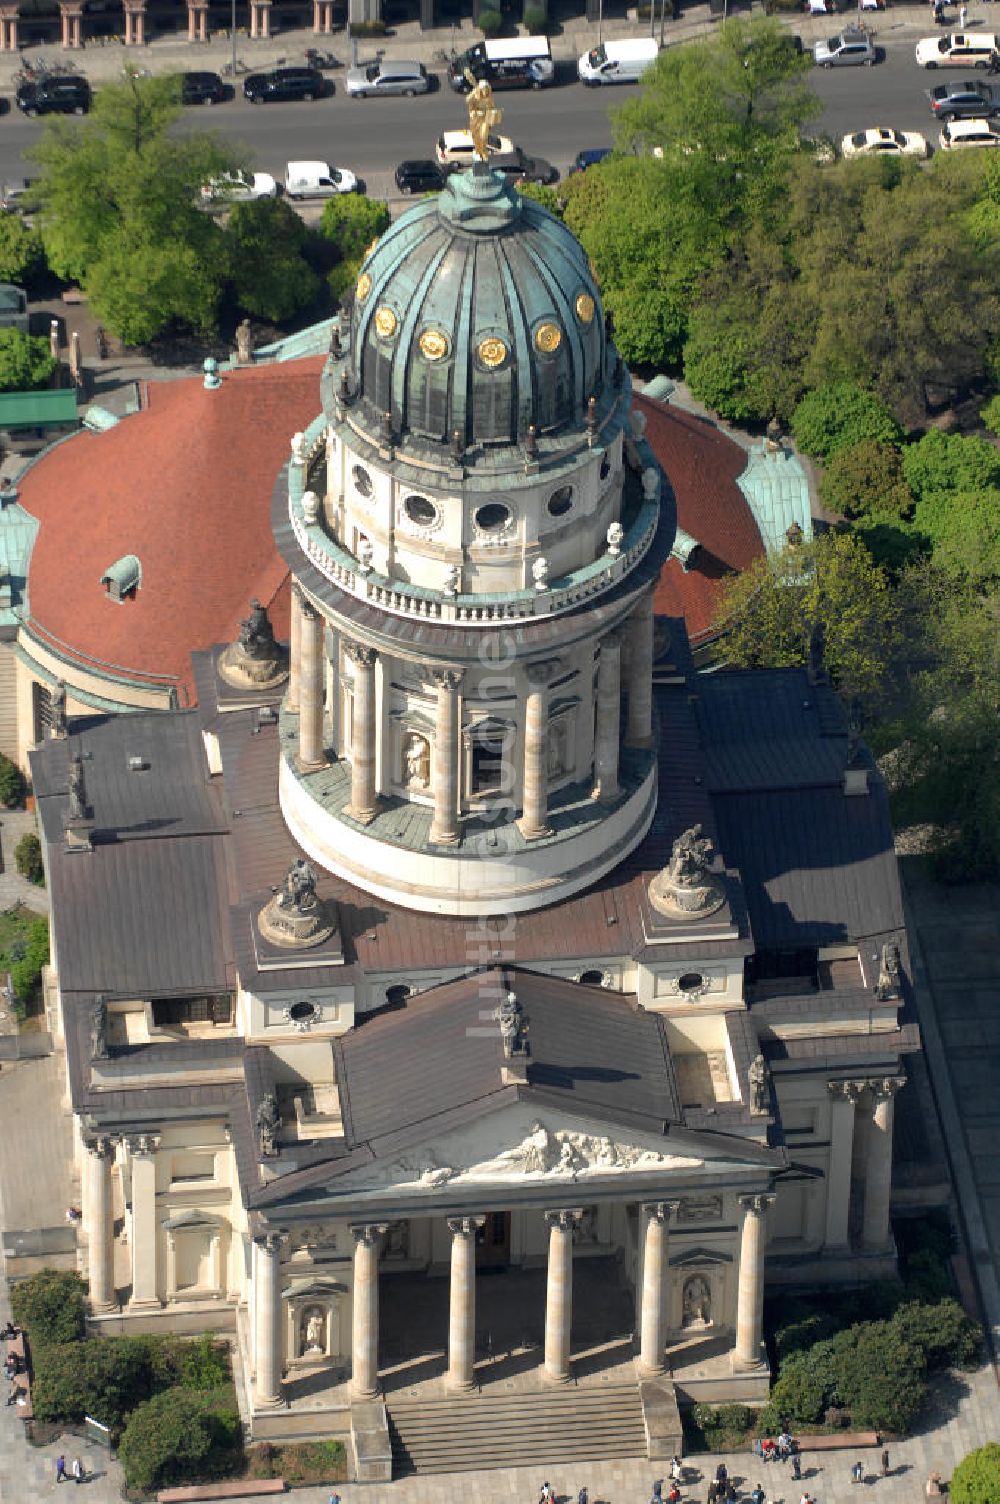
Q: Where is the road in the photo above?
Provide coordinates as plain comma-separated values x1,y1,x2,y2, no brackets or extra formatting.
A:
0,37,957,195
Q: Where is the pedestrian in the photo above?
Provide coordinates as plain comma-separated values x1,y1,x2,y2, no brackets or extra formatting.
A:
327,1495,340,1504
95,326,108,362
708,1483,718,1504
792,1453,802,1481
751,1486,766,1504
716,1464,728,1485
881,1448,890,1478
960,1,968,23
651,1482,663,1504
670,1457,683,1483
540,1485,553,1504
578,1489,588,1504
55,1456,67,1485
71,1459,84,1486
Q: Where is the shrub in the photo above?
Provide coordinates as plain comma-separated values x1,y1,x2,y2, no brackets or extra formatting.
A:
828,1321,927,1432
912,488,1000,587
791,382,903,461
980,394,1000,436
758,1351,830,1431
14,832,44,885
225,199,321,324
902,429,1000,500
523,2,549,30
889,1299,980,1372
30,1331,232,1434
0,753,24,808
0,329,57,395
118,1387,242,1494
348,17,387,33
318,195,390,264
10,1269,86,1346
180,1334,231,1390
951,1442,1000,1504
819,440,914,522
10,916,49,1008
0,213,45,288
773,1309,839,1362
478,7,504,35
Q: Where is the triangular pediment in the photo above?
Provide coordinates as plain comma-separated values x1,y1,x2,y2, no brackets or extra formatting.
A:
270,1100,778,1208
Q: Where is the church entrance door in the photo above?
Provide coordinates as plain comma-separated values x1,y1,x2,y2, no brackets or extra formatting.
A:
476,1211,510,1269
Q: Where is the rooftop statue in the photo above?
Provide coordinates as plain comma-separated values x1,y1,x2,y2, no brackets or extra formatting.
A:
648,822,725,920
67,753,89,823
465,70,502,162
668,824,714,888
278,857,318,914
239,598,276,662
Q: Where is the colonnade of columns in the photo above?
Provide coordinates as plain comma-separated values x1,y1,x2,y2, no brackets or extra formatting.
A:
286,581,654,839
83,1136,116,1312
313,0,336,28
59,1,82,48
826,1076,905,1254
127,1133,160,1308
122,1,146,45
0,7,20,50
0,0,348,49
187,2,209,41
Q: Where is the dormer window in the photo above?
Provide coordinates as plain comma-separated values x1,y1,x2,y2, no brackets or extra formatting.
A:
101,553,141,603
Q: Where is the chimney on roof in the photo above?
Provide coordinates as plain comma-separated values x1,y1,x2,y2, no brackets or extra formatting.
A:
63,750,94,852
202,357,221,391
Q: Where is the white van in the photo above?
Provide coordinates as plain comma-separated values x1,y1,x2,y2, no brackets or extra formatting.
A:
578,38,659,85
283,160,359,198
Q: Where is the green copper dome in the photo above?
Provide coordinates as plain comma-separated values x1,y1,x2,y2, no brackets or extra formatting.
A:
348,168,608,449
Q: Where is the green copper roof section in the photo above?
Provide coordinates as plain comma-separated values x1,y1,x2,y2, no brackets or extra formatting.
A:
347,167,607,450
736,442,814,557
0,390,77,429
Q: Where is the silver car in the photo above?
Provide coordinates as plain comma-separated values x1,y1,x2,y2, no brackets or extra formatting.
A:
345,59,429,98
813,28,877,66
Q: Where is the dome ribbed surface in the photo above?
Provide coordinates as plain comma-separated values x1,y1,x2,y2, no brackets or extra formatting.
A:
350,169,606,447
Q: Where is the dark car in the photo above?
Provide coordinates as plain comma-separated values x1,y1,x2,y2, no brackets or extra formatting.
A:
15,74,90,116
569,146,612,173
243,66,325,103
181,70,225,106
395,159,447,195
926,78,1000,119
491,148,559,185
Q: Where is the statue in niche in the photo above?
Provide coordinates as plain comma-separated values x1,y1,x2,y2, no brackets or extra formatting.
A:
682,1275,712,1328
49,681,67,738
256,1092,281,1157
403,733,430,790
748,1052,769,1115
301,1307,326,1355
67,753,89,822
90,997,108,1060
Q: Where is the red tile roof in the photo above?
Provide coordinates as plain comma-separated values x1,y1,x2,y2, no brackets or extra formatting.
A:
20,359,323,705
637,395,764,642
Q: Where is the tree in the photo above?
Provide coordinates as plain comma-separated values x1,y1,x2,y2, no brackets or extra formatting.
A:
713,530,898,702
0,212,45,287
819,440,914,523
952,1443,1000,1504
0,330,56,393
9,1269,86,1346
318,195,391,305
791,382,903,461
10,916,49,1008
14,831,44,885
912,488,1000,586
225,199,321,323
30,73,237,342
902,429,1000,499
118,1387,242,1494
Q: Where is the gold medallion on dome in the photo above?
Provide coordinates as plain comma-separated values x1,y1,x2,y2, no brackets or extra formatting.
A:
419,328,450,362
356,271,372,302
374,306,398,339
478,335,508,370
575,293,596,325
534,321,562,355
364,237,380,260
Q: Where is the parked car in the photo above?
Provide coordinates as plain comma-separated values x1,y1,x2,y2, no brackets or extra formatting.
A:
926,78,1000,117
915,32,998,68
812,28,877,66
284,160,358,198
15,74,90,116
435,128,514,167
243,66,325,103
841,126,930,157
200,171,278,203
345,59,429,97
569,147,612,173
395,159,447,194
181,70,225,106
939,115,1000,147
490,148,559,184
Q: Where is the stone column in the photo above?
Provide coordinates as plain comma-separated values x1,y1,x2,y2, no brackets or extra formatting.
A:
84,1136,116,1312
447,1215,484,1391
287,582,302,713
861,1077,905,1252
297,598,326,772
0,9,20,51
592,631,622,804
253,1232,284,1408
639,1200,679,1377
127,1133,161,1308
734,1193,774,1369
625,591,655,748
351,1223,386,1397
543,1209,580,1383
518,660,559,840
825,1081,862,1251
429,668,463,846
344,642,379,824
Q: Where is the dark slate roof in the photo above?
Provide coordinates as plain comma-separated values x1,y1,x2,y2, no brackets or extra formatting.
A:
698,670,851,792
30,713,233,998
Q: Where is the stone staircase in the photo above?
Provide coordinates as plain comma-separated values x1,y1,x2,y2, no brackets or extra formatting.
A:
387,1382,648,1475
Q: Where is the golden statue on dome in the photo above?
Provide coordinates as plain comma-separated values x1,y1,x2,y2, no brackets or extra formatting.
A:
464,69,503,161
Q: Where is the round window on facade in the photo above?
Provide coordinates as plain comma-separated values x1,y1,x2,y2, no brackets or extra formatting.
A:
385,984,411,1007
677,972,706,995
289,1000,317,1022
600,454,612,481
548,485,574,518
353,465,373,499
475,503,512,533
578,969,608,987
404,495,438,527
